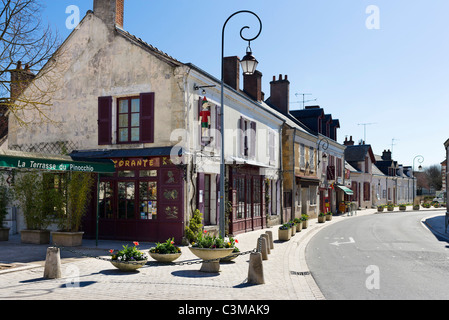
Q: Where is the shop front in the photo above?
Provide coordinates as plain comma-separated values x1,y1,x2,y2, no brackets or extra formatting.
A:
229,165,266,235
76,149,185,243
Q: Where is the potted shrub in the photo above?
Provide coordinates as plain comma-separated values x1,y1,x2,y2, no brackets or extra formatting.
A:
318,212,326,223
413,204,420,210
293,218,302,232
377,205,384,212
326,212,333,221
149,238,182,263
278,223,291,241
422,203,431,208
399,204,406,211
301,214,309,229
13,172,52,244
189,231,235,272
0,175,11,241
184,209,203,245
387,203,394,211
52,172,95,247
110,241,148,272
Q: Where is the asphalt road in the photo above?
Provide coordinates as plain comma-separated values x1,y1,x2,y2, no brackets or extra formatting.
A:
305,212,449,300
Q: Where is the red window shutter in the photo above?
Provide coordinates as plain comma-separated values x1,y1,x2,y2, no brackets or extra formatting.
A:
140,92,155,143
98,96,112,145
240,117,245,156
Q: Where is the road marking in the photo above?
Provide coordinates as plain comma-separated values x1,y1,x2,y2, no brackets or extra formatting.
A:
330,237,355,246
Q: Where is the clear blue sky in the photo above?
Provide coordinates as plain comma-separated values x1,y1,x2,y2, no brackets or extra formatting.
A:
42,0,449,169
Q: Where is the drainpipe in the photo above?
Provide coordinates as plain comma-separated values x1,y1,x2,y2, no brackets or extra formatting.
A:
279,120,285,223
292,127,297,221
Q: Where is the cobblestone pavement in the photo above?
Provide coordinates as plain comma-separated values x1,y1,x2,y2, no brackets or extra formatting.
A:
1,207,444,301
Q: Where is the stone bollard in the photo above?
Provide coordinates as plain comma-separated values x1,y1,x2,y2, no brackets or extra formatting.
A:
247,252,264,285
44,247,62,279
257,237,268,260
265,231,274,250
260,234,271,254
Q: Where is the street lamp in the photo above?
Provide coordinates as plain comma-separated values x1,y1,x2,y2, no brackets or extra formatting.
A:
412,155,424,206
219,11,262,239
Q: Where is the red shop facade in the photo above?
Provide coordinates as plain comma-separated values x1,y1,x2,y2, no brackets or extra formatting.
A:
80,153,185,243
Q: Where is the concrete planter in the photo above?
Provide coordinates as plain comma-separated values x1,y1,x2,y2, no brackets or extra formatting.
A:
189,247,234,273
413,205,420,211
0,228,10,241
302,220,309,229
291,225,296,236
318,216,326,223
21,230,50,244
399,206,406,211
278,228,291,241
149,252,182,263
51,231,84,247
111,259,147,272
296,222,303,232
326,214,332,221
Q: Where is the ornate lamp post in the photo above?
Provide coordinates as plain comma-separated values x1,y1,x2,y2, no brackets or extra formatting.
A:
219,11,262,238
412,155,424,205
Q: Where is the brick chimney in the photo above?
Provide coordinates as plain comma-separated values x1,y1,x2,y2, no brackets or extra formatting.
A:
223,56,240,91
343,136,354,146
10,61,36,101
382,149,392,161
93,0,124,29
269,74,290,114
243,70,263,102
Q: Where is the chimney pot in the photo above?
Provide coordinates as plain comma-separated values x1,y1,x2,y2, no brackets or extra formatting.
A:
270,73,290,114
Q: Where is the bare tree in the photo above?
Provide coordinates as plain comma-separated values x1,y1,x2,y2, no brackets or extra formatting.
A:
0,0,63,127
424,164,442,192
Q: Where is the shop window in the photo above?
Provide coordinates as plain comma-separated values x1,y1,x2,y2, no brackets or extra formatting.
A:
139,181,157,220
99,181,114,219
253,178,261,217
118,182,135,219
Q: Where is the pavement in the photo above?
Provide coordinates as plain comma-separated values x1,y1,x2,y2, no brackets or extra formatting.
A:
0,206,447,301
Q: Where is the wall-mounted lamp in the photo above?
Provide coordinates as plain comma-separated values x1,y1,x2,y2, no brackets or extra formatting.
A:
194,84,217,95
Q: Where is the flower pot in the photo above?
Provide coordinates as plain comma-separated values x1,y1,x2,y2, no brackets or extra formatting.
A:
221,250,239,262
278,228,291,241
387,207,394,212
291,225,296,236
149,252,182,263
110,259,147,272
326,214,332,221
413,205,420,211
189,247,235,273
399,206,406,211
296,222,303,232
21,230,50,244
377,207,384,212
51,232,84,247
302,220,308,229
0,228,10,241
318,216,326,223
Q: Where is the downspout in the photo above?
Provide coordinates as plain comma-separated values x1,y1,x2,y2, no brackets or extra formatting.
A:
279,120,285,223
292,127,297,221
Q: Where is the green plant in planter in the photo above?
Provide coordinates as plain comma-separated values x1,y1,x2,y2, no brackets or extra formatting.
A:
56,172,95,232
279,223,290,230
0,175,11,228
293,218,301,224
185,209,203,244
13,172,51,230
150,238,181,254
191,230,236,249
319,212,326,217
301,214,309,221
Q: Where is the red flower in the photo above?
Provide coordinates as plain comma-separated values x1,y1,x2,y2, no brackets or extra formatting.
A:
203,230,207,234
171,241,174,245
235,239,239,243
133,241,139,246
109,249,114,254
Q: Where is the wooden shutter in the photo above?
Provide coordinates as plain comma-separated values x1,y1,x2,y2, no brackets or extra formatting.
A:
239,117,245,157
98,96,112,145
215,105,222,149
140,92,155,143
250,121,256,159
197,173,205,215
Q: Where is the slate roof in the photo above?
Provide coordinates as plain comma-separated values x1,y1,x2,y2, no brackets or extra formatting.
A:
344,144,375,163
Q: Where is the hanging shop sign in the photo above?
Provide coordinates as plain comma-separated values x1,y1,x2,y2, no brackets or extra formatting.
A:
0,150,115,173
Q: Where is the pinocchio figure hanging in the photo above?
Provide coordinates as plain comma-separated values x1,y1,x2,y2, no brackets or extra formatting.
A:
199,96,211,141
